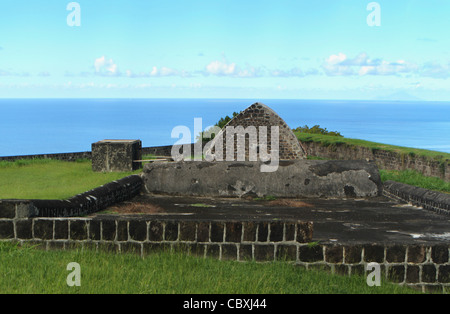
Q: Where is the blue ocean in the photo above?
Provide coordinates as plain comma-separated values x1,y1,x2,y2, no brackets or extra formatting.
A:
0,98,449,156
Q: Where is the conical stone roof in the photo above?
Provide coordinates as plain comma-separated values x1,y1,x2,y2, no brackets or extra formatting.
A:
204,102,307,161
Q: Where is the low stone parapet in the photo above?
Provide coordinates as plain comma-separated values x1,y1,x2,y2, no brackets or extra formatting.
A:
143,160,382,198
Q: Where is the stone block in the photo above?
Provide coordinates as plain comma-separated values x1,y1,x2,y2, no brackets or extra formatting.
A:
364,245,384,263
101,220,117,241
206,244,220,258
422,264,437,283
386,245,406,263
239,244,253,261
387,265,405,283
197,222,210,242
276,244,297,261
225,222,242,243
299,245,324,263
296,222,313,243
431,245,449,264
438,265,450,283
269,222,284,242
149,221,163,241
0,201,16,218
54,220,69,240
406,265,420,283
221,244,238,260
89,220,101,241
33,219,53,240
164,222,178,241
16,219,33,239
0,220,14,239
179,222,196,241
129,220,148,241
325,245,344,263
407,245,427,263
254,244,274,261
92,139,142,172
116,220,128,241
210,222,224,242
242,222,257,242
257,222,269,242
69,220,88,240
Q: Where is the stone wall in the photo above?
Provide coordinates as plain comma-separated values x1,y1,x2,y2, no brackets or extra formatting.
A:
0,214,448,292
0,144,194,162
300,243,450,293
0,215,313,266
0,151,92,162
0,175,143,218
383,181,450,215
302,141,449,181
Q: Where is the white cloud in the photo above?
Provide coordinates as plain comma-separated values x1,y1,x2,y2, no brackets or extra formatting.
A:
203,59,267,78
126,66,187,78
270,67,304,77
94,56,119,76
205,60,237,76
323,52,417,77
326,52,348,66
419,61,450,79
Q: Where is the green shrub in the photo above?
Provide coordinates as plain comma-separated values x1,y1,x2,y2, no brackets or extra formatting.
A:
292,125,343,137
197,112,240,143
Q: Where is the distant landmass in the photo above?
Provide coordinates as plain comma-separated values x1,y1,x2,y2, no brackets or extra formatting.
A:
375,91,423,101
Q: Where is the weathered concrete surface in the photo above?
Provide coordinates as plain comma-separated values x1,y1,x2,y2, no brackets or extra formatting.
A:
96,194,450,245
143,160,382,198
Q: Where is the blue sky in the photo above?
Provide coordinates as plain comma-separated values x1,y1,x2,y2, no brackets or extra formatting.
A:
0,0,449,100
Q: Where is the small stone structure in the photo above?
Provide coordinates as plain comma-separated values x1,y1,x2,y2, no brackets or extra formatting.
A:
204,102,307,161
92,140,142,172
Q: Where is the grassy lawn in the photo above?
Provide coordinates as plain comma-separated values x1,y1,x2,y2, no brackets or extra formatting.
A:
380,169,450,193
0,159,141,200
0,242,421,294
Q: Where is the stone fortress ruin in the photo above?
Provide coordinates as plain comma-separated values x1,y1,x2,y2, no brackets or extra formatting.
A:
143,103,382,199
0,102,449,292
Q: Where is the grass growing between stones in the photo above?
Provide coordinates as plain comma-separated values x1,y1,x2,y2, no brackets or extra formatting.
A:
380,169,450,194
0,159,140,200
296,132,450,162
0,242,421,294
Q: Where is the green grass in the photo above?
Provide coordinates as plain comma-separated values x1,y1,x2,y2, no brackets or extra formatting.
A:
190,203,215,208
380,169,450,193
297,132,449,193
0,159,141,200
296,132,450,162
0,242,421,294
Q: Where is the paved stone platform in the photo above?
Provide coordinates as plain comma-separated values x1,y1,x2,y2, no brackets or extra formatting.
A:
95,194,450,245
